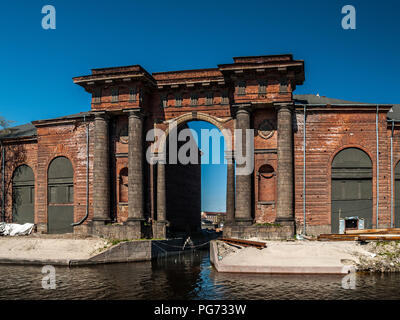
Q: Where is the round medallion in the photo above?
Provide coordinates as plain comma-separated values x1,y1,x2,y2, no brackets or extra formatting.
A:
258,119,275,139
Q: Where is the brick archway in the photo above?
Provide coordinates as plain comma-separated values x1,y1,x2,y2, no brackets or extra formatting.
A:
157,112,233,155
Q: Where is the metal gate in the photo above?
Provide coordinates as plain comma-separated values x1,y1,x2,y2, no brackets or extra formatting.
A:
12,165,35,224
47,157,74,234
331,148,372,233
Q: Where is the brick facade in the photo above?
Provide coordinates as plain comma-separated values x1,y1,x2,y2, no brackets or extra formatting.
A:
0,54,397,239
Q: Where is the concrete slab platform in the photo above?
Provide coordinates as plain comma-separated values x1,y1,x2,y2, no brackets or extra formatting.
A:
210,240,357,274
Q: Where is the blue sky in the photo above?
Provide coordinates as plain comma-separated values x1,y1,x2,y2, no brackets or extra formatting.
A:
0,0,399,211
187,121,227,212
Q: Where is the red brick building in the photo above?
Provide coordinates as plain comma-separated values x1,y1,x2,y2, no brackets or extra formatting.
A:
0,54,398,239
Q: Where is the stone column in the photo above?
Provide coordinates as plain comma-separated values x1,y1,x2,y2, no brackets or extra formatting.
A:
127,110,144,236
234,105,252,225
275,102,294,223
93,112,110,224
154,154,168,238
225,150,235,224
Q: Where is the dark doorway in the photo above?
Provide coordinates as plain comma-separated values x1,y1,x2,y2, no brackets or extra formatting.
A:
12,165,35,224
47,157,74,233
331,148,372,233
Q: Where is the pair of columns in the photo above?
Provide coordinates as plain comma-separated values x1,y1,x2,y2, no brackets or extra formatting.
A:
93,110,144,230
227,103,294,225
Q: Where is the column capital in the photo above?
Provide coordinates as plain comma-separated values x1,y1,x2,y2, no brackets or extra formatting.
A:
224,150,235,164
273,101,294,111
233,103,252,116
92,111,110,121
224,150,234,160
150,152,166,164
124,108,143,119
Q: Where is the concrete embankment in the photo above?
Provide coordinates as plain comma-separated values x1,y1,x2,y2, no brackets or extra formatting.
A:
0,233,213,266
210,240,372,274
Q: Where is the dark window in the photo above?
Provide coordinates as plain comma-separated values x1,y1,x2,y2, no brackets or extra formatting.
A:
279,79,288,93
93,88,101,104
221,92,229,105
175,95,182,107
129,87,136,102
111,88,119,103
258,81,267,94
237,82,246,95
161,95,167,108
205,92,213,105
190,94,198,106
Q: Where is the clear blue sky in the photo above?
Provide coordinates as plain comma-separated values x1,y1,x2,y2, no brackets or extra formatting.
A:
187,121,227,213
1,0,399,211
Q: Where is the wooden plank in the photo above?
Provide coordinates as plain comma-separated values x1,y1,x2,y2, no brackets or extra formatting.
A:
345,228,400,235
220,238,267,249
358,234,400,241
317,234,358,241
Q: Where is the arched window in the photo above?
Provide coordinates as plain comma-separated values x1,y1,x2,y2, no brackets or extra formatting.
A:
258,164,275,203
12,164,35,224
331,148,372,233
47,157,74,234
119,167,128,203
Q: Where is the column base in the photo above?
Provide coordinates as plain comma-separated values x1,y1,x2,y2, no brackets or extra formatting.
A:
275,217,295,226
125,218,146,239
234,218,253,226
153,220,168,239
92,218,111,225
223,219,236,226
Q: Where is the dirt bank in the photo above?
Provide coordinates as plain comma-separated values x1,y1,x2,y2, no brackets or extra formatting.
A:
355,241,400,272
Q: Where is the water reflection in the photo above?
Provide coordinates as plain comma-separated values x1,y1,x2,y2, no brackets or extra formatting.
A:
0,251,399,300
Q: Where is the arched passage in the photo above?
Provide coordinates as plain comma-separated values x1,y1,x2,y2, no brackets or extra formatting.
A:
395,161,400,227
331,148,372,233
47,156,74,234
12,164,35,224
163,119,228,235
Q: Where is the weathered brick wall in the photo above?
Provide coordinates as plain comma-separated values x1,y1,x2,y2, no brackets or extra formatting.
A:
253,108,278,223
1,139,38,223
35,120,94,231
293,108,391,235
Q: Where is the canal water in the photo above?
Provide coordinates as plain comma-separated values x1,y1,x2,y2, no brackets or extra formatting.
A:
1,250,400,300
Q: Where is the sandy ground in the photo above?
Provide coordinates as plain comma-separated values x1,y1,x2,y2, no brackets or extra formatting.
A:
0,234,109,261
217,240,374,268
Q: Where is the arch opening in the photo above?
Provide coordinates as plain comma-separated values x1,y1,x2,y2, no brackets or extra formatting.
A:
12,164,35,224
164,120,227,236
47,156,74,234
331,148,372,233
258,164,275,203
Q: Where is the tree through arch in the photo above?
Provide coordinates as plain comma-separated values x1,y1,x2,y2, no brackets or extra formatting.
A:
331,148,372,233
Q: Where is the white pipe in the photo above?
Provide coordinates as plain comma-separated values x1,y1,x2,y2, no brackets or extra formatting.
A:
376,105,379,228
391,121,394,227
1,142,4,222
303,105,307,235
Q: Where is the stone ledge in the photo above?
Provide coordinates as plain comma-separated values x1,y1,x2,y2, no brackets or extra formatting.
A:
223,223,294,240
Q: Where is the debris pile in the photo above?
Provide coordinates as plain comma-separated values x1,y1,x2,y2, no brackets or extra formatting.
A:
356,241,400,272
